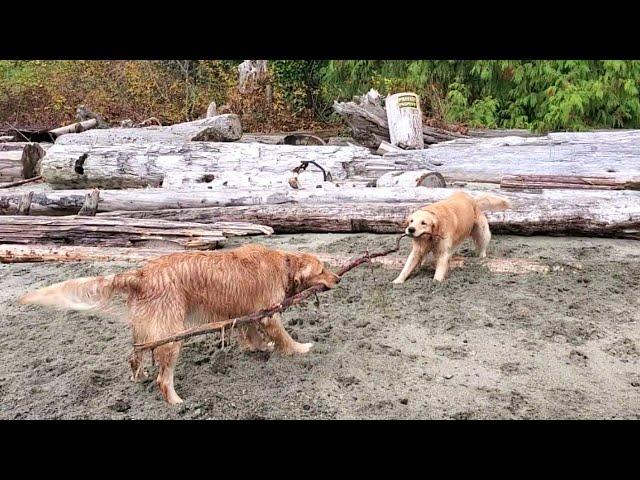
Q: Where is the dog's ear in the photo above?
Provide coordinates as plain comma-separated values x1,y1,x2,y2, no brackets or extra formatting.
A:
432,216,442,238
285,254,305,293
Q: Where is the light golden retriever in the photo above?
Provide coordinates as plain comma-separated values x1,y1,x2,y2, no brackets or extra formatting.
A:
393,191,510,284
20,244,340,404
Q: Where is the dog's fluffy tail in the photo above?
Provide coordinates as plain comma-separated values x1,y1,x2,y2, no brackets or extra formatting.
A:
474,193,510,212
19,271,141,313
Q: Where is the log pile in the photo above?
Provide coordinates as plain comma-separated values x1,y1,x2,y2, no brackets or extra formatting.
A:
2,98,640,254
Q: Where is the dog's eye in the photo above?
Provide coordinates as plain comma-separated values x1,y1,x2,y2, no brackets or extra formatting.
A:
421,221,426,225
410,219,413,223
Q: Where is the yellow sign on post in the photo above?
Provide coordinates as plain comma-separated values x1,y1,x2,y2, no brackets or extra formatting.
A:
397,94,418,109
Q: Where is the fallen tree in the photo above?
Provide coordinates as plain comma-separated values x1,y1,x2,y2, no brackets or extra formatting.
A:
2,185,639,238
39,142,421,189
87,188,640,239
500,174,640,191
401,130,640,184
54,114,242,146
0,216,273,249
42,130,640,190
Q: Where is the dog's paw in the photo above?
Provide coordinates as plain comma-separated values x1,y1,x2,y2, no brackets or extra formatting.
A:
290,342,314,355
392,278,404,284
130,368,149,382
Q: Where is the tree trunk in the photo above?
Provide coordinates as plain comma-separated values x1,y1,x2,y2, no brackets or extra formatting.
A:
40,142,415,189
385,92,424,150
54,115,242,146
85,188,640,239
50,119,97,138
0,216,228,248
386,131,640,184
0,244,179,263
500,174,640,191
0,216,272,249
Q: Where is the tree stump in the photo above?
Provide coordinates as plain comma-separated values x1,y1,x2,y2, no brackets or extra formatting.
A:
385,92,425,150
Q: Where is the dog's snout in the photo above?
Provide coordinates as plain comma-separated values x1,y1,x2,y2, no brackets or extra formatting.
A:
407,226,416,234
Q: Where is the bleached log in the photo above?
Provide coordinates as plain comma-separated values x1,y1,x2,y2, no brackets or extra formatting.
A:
376,170,446,188
385,92,424,150
0,216,228,248
89,188,640,239
0,216,273,249
0,186,621,239
386,131,640,185
0,244,179,263
500,174,640,191
161,170,331,189
39,142,416,189
54,114,242,146
50,119,98,137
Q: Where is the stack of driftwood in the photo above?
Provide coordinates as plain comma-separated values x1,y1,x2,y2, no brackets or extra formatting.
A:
1,88,639,262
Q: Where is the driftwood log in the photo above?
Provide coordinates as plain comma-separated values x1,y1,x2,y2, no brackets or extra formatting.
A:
385,92,424,149
500,174,640,191
50,119,98,137
333,89,466,148
0,216,273,249
0,185,638,238
133,236,406,352
0,244,181,263
54,115,242,146
81,187,639,239
405,131,640,184
39,143,420,189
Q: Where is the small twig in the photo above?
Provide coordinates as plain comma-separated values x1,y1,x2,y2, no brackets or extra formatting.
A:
134,235,407,352
0,176,43,189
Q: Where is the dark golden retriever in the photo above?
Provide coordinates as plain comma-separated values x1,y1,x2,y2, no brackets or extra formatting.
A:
20,244,340,404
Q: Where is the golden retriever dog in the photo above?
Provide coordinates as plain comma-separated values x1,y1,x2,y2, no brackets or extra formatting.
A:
392,191,510,284
20,244,340,404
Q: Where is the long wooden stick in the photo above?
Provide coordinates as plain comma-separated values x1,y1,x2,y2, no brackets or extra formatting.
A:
0,175,42,189
133,235,407,352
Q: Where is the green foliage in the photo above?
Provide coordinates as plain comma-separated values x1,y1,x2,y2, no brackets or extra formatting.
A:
269,61,330,118
3,60,640,132
320,60,640,131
